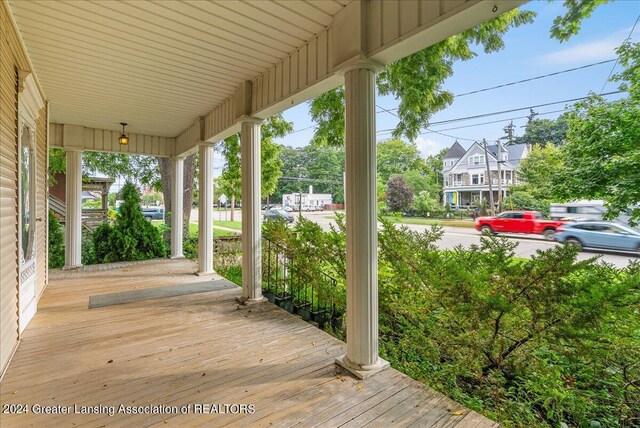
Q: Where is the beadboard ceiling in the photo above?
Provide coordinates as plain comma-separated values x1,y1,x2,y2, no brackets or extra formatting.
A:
10,0,350,137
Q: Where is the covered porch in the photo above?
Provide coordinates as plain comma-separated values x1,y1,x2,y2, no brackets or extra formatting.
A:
0,259,494,427
0,1,524,424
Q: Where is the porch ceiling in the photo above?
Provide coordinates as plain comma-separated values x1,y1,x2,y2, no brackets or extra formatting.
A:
9,0,349,137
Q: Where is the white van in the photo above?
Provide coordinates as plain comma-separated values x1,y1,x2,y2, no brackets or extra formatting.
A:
550,200,638,230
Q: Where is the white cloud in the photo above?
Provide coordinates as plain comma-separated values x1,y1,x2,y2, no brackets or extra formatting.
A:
537,30,630,66
414,136,447,158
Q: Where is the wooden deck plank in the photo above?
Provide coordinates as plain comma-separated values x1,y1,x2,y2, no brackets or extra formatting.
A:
0,259,497,428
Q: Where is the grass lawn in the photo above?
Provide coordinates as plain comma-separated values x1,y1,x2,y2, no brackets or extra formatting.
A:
383,216,476,228
152,220,238,237
214,220,242,230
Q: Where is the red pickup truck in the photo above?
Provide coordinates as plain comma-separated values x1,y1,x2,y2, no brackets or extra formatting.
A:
475,211,566,241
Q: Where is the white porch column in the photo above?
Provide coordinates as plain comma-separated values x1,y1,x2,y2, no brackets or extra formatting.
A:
198,144,215,275
64,149,82,269
336,61,389,379
239,118,265,303
170,157,185,259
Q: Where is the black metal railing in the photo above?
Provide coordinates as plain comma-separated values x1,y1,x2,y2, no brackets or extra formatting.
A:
262,237,342,329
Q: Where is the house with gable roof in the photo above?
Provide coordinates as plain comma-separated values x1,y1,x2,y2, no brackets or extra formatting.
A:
442,140,529,208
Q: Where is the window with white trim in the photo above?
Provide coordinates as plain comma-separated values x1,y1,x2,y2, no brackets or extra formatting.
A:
471,173,484,185
468,155,484,165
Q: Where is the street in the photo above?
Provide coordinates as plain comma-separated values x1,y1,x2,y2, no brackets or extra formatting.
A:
295,211,638,268
191,208,638,268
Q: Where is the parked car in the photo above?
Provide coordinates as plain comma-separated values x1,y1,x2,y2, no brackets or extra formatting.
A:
263,209,294,223
141,207,164,220
475,210,566,241
555,221,640,253
283,206,294,212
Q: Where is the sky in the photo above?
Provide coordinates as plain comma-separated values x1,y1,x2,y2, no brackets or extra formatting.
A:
266,0,640,160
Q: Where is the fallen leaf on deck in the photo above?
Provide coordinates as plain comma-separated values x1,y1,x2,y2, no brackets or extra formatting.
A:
452,410,465,416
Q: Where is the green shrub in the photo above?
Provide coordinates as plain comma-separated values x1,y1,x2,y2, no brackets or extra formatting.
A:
81,235,97,265
263,215,640,427
92,222,113,263
376,220,639,426
93,182,166,263
263,216,346,313
218,264,242,286
504,189,551,216
48,210,64,269
183,235,198,260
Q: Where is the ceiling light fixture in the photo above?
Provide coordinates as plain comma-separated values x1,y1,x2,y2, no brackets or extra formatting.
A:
118,122,129,145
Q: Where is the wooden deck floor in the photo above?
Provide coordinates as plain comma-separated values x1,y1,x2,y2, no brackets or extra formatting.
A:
0,259,497,427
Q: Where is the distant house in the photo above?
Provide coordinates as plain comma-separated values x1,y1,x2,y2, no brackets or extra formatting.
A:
282,186,332,210
442,141,529,208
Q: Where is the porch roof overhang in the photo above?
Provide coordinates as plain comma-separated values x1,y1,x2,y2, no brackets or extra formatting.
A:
9,0,525,157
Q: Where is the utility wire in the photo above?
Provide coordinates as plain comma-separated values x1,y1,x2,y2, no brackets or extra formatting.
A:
287,124,317,134
376,103,474,142
376,90,623,134
375,58,618,116
599,13,640,94
456,59,617,97
285,58,626,139
422,109,566,134
285,58,627,139
279,176,342,185
377,108,564,138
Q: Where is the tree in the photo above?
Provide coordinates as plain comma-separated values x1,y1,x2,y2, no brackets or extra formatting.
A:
94,182,167,263
83,152,160,187
386,175,414,213
377,139,421,184
550,0,612,42
515,116,569,147
504,189,551,215
156,153,196,239
517,144,563,201
309,87,344,147
271,145,307,202
552,42,640,225
260,115,292,197
402,168,439,198
48,148,65,179
218,134,242,221
309,9,535,143
502,120,516,146
412,190,441,216
49,148,196,240
421,147,449,200
218,114,294,219
48,210,64,268
49,148,161,187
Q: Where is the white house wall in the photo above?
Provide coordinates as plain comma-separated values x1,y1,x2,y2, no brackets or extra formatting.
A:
1,0,48,378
